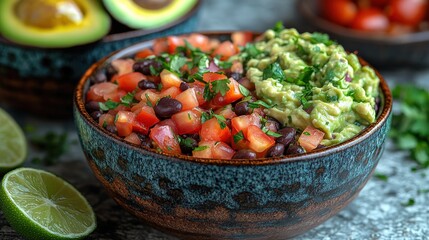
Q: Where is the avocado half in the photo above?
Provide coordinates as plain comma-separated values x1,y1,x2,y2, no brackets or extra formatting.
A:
0,0,111,48
103,0,198,29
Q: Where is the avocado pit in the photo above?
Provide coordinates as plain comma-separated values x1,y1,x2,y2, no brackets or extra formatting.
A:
15,0,84,29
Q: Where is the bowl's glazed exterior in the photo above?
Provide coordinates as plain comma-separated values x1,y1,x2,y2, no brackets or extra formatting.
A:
0,1,201,118
74,34,392,239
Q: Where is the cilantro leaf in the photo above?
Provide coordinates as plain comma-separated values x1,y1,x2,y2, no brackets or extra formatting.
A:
213,114,227,129
248,100,275,109
169,54,188,74
194,145,209,151
211,79,230,96
233,131,245,143
99,100,120,111
309,32,335,46
263,61,286,82
238,84,250,97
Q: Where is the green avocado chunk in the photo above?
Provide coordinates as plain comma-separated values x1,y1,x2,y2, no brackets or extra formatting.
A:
238,28,380,146
0,0,111,48
103,0,198,29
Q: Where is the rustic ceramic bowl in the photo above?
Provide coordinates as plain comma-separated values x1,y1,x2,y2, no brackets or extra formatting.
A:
73,33,392,239
0,0,201,118
297,0,429,69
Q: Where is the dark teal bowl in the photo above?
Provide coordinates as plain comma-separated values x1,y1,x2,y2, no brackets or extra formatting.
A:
0,0,201,118
73,33,392,240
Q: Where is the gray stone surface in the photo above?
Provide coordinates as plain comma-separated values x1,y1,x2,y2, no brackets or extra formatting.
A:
1,0,429,239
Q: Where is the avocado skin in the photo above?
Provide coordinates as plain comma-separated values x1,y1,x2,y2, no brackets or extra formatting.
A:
0,0,111,48
103,0,198,29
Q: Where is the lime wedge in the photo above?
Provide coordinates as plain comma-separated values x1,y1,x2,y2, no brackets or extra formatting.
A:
0,168,96,240
0,108,27,174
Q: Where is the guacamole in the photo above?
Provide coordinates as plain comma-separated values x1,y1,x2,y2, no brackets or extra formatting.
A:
240,28,379,146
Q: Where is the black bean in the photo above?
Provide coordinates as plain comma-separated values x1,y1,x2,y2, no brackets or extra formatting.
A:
105,125,117,134
138,80,157,90
266,143,285,157
89,69,107,84
85,101,100,112
133,58,161,75
105,64,117,80
285,144,305,155
228,72,242,81
154,97,182,119
276,127,297,146
232,149,257,159
180,82,190,91
234,101,250,116
179,137,198,154
90,111,102,120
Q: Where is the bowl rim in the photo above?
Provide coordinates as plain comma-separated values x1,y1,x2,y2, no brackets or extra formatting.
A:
74,31,393,166
297,0,429,45
0,0,201,49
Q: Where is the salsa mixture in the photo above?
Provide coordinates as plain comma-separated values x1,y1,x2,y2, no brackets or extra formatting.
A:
85,24,380,159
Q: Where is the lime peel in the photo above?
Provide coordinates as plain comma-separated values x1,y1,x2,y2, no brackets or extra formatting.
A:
0,168,96,240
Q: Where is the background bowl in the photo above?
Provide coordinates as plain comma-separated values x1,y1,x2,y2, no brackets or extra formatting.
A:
0,0,201,118
297,0,429,69
73,32,392,239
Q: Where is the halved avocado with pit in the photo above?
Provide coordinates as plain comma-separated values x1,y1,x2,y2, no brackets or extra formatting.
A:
0,0,111,48
103,0,198,29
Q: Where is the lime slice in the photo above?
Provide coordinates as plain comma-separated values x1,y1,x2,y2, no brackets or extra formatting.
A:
0,108,27,174
0,168,96,240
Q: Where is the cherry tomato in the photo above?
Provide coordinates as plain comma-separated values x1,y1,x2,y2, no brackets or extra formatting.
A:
320,0,358,26
351,8,390,31
387,0,427,27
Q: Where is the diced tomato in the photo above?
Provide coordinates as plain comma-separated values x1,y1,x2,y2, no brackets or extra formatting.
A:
160,69,183,89
86,82,119,102
149,125,181,154
202,72,228,82
246,125,275,153
152,38,169,55
167,36,185,53
116,72,146,92
191,83,206,105
157,119,178,134
212,41,238,60
171,109,202,135
98,113,115,128
110,58,135,76
136,89,160,106
298,125,325,152
124,132,141,145
192,141,215,158
200,118,231,143
231,113,261,134
231,129,250,150
115,111,135,137
135,48,154,59
175,88,199,111
192,140,235,159
103,89,127,102
231,31,253,47
212,141,235,159
210,78,244,107
187,33,211,52
133,106,160,134
214,104,237,119
159,86,181,98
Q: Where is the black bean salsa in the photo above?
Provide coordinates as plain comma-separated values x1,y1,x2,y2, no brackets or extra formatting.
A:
84,28,351,160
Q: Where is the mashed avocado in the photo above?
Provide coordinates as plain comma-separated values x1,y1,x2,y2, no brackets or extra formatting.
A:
239,28,379,146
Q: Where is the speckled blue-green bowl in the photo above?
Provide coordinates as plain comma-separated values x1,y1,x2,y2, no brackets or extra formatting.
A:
73,33,392,240
0,0,200,118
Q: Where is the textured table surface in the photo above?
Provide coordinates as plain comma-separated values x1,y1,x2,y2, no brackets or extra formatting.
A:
1,0,429,239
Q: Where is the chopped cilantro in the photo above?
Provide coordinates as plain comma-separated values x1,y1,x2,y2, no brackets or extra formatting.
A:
401,198,415,207
309,32,334,46
194,145,209,151
390,84,429,169
213,114,227,129
99,92,137,111
233,131,245,143
265,130,282,138
248,100,275,109
203,79,231,101
169,54,188,74
272,21,285,33
303,131,311,136
263,61,286,82
238,84,250,97
374,173,389,182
